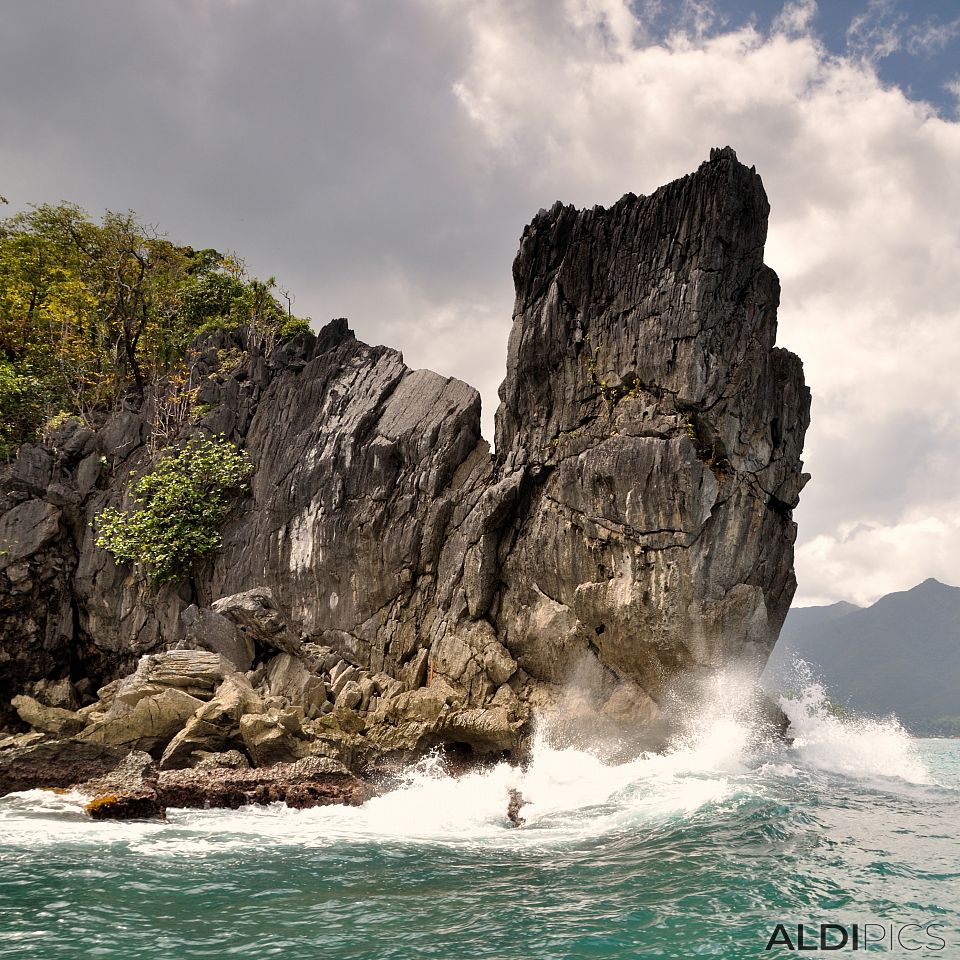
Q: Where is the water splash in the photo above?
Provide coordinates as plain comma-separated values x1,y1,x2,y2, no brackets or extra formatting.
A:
778,661,933,785
0,669,939,854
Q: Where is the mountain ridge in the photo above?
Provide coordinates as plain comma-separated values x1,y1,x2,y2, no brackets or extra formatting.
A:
765,578,960,726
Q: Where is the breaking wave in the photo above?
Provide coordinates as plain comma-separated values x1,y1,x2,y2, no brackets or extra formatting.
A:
0,669,941,854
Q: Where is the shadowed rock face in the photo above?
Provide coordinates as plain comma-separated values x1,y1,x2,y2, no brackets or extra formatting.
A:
0,148,809,746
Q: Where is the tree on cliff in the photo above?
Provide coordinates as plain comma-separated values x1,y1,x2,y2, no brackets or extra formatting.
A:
0,203,310,458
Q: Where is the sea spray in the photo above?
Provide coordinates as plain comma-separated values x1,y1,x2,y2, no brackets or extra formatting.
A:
778,664,933,785
1,679,957,960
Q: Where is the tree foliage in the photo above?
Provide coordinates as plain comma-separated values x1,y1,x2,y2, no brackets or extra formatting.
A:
94,435,254,585
0,201,310,458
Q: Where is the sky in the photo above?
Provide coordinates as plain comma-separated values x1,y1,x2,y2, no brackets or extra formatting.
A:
2,0,959,607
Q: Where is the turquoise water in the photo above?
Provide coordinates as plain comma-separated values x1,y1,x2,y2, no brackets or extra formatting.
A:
1,682,958,960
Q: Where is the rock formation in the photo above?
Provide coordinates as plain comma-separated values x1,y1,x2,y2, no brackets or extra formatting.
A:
0,148,809,798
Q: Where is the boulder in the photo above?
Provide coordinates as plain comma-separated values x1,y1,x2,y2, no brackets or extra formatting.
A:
431,620,517,702
79,749,158,795
180,605,254,672
261,653,327,718
240,708,309,767
11,695,85,737
334,679,363,712
158,673,263,769
441,707,525,755
85,791,166,821
329,664,359,699
210,587,299,655
113,651,232,708
78,687,202,752
29,678,80,711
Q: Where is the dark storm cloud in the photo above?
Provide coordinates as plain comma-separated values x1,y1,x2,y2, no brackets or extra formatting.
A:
0,0,523,369
3,0,960,605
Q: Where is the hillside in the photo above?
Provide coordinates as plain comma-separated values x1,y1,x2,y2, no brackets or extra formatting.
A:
764,579,960,729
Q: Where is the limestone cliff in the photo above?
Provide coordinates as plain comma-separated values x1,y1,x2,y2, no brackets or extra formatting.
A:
0,148,809,766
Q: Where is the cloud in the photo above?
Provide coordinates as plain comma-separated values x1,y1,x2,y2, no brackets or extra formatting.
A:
843,1,960,63
797,509,960,607
1,0,959,606
772,0,818,37
947,76,960,116
845,0,904,63
906,16,960,57
432,0,960,604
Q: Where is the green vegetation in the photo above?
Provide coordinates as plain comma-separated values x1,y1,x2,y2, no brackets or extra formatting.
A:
94,435,253,585
0,201,309,458
586,337,642,410
911,716,960,738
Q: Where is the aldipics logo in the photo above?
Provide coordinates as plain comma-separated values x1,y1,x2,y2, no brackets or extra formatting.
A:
764,922,948,952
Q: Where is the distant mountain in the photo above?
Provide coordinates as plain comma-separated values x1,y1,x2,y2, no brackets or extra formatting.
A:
763,579,960,727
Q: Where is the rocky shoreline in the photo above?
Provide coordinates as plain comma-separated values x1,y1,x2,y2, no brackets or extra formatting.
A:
0,587,526,817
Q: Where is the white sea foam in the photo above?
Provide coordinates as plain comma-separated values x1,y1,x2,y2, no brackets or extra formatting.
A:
0,670,937,851
777,663,933,786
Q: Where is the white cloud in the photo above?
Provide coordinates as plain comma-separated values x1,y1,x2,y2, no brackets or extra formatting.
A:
441,0,960,604
796,510,960,607
946,75,960,116
772,0,817,37
846,0,904,63
906,16,960,56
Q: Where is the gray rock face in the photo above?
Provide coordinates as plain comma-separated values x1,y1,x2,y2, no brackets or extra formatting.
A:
0,148,809,751
494,147,810,704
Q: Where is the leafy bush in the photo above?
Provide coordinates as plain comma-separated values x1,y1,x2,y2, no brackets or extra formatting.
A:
0,202,311,459
279,316,312,340
94,435,253,585
0,358,47,459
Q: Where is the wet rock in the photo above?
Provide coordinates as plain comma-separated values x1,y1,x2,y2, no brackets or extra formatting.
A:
0,739,131,797
442,707,524,755
157,756,366,809
85,790,166,821
80,749,158,795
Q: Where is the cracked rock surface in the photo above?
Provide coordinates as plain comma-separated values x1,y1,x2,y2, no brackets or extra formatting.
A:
0,148,809,764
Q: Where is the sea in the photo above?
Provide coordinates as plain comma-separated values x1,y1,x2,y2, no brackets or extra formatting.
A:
0,673,957,960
